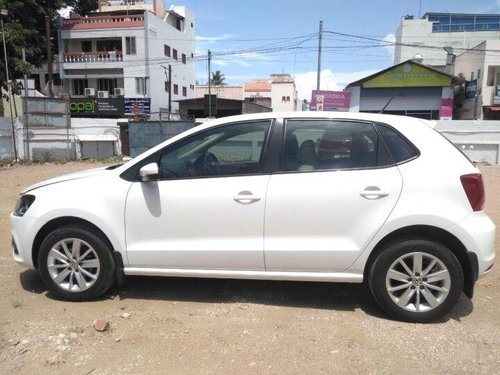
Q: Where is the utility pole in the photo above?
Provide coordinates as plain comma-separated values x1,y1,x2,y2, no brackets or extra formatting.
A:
316,21,323,93
1,8,17,160
168,64,172,118
45,16,53,97
22,48,29,160
161,64,172,120
208,49,212,117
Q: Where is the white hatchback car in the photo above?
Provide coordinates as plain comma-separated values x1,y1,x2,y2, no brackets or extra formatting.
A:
11,112,495,322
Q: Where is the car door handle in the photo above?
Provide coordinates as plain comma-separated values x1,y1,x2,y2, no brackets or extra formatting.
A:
359,186,389,200
233,191,261,204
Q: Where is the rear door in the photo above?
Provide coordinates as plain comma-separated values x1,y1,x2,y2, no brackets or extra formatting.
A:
264,119,403,272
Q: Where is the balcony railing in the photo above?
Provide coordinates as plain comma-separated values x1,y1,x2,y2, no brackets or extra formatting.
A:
64,51,123,63
62,15,144,30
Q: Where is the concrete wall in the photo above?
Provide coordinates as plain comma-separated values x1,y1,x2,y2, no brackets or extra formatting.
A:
196,86,244,100
395,16,500,66
129,120,194,157
0,117,13,159
145,7,196,113
435,120,500,164
271,82,297,112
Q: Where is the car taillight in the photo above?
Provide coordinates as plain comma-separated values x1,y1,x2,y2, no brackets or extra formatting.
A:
460,173,485,211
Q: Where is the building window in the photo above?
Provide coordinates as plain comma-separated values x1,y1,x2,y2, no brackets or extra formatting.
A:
136,77,148,95
190,84,194,90
125,37,136,55
173,49,178,60
478,69,481,80
282,96,286,102
182,53,186,64
173,84,178,95
164,44,171,57
81,41,92,52
471,71,474,80
286,96,290,102
191,53,194,58
182,86,187,96
72,79,88,95
97,39,120,52
97,79,117,93
175,17,184,31
164,81,170,92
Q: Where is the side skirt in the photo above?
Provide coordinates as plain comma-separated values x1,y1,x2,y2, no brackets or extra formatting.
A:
123,268,363,283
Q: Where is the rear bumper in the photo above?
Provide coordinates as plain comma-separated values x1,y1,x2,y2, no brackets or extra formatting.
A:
453,211,495,276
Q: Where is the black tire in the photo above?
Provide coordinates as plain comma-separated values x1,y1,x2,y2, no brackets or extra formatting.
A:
38,226,116,301
369,239,463,323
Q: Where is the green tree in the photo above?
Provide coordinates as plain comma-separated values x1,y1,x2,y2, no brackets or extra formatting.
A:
0,0,69,114
70,0,98,15
210,70,226,85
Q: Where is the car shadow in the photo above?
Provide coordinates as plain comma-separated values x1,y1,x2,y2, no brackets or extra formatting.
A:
19,270,473,322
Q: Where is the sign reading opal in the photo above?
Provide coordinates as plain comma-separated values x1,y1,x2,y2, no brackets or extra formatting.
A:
70,100,96,113
70,98,124,117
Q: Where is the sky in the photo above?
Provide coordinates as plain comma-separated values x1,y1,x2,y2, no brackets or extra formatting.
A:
175,0,500,100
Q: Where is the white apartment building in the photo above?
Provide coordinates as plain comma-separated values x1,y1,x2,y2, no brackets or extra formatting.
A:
454,40,500,120
244,74,298,111
394,13,500,69
59,0,195,116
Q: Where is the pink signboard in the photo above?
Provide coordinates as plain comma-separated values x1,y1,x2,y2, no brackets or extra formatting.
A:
439,98,453,119
310,90,351,110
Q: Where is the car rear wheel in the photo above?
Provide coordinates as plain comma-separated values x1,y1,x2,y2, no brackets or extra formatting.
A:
369,239,463,323
38,226,115,301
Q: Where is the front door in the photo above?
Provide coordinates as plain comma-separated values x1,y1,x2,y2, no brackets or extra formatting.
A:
125,120,272,270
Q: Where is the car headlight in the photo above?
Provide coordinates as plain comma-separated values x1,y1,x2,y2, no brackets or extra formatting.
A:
13,195,36,217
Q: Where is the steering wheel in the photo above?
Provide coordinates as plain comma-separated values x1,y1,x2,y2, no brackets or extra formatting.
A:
203,152,221,174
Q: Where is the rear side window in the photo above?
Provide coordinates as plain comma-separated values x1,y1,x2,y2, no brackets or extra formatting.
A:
377,125,419,164
282,119,392,172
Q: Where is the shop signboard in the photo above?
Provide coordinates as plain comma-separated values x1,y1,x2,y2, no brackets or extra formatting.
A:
465,80,477,100
494,85,500,105
310,90,351,111
124,98,151,116
363,62,452,88
70,98,124,117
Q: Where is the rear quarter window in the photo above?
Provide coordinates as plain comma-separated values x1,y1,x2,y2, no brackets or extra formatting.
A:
377,124,419,164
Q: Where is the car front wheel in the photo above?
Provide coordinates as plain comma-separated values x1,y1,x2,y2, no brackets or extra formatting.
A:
369,239,464,323
38,226,115,301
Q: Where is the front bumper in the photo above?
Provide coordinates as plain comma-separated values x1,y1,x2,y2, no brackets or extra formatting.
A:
10,213,39,269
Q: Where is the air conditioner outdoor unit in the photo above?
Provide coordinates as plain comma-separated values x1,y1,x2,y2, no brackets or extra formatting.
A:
97,90,109,98
114,88,125,96
84,87,95,97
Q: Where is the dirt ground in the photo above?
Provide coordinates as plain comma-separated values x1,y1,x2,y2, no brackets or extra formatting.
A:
0,161,499,374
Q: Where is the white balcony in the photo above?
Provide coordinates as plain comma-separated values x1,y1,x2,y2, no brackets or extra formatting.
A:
64,51,123,63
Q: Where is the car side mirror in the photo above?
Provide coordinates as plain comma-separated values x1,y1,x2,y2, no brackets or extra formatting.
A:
139,163,159,182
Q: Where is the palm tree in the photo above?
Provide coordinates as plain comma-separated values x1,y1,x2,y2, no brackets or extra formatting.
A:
210,70,226,85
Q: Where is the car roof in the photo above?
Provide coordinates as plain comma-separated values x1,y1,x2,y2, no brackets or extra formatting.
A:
121,111,436,170
195,111,435,131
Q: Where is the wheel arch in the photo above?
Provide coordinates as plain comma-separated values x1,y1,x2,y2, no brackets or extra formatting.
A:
32,216,115,269
364,225,478,298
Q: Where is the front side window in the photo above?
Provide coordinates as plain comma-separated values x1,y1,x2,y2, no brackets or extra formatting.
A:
158,121,271,179
282,119,392,172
